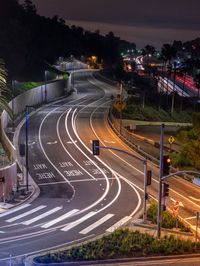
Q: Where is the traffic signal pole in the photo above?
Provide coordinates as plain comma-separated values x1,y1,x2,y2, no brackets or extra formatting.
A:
143,159,148,223
92,140,149,223
157,124,164,238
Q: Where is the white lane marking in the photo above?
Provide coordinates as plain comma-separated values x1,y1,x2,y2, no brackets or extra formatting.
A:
170,197,184,207
38,181,68,186
67,140,77,144
62,110,97,181
185,216,197,221
72,109,122,214
41,209,79,229
22,207,62,225
104,140,116,144
47,141,57,145
39,108,75,197
73,106,141,217
0,204,31,218
106,216,132,233
6,205,46,223
79,213,114,235
0,231,5,233
189,196,200,202
61,211,96,232
29,141,35,145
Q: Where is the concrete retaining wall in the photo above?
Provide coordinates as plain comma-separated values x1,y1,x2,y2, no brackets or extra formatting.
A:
0,162,17,202
0,78,68,201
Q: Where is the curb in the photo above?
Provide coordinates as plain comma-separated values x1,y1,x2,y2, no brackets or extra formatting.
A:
31,253,200,265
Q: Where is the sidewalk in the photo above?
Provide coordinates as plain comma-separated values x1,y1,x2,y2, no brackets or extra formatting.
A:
0,179,38,213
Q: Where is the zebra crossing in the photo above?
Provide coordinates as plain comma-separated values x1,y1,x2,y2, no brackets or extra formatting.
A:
0,204,132,235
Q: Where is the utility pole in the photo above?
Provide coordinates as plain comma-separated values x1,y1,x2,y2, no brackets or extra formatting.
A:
44,70,48,103
25,106,29,192
11,80,15,132
143,159,148,223
157,124,164,238
119,82,124,134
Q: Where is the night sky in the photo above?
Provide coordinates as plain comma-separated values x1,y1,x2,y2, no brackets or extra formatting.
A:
31,0,200,49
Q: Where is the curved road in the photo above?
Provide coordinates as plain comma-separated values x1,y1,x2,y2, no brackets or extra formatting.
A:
0,70,142,264
0,68,199,265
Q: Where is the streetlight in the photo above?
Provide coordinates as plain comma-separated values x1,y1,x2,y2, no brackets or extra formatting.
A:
11,80,17,132
44,70,49,103
25,105,35,191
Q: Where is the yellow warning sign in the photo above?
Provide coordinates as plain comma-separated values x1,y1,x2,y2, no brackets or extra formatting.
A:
168,136,175,145
113,100,126,112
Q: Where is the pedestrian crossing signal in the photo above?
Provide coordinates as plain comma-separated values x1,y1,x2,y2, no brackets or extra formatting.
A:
92,140,100,156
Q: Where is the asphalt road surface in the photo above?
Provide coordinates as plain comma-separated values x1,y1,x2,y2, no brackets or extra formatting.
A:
0,68,200,265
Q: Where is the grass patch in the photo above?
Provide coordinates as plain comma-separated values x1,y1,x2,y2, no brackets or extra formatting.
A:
19,82,44,91
122,104,192,123
34,228,199,264
146,202,191,232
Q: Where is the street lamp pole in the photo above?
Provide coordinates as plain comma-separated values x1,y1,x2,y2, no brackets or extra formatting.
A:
44,70,47,103
157,124,164,238
143,159,148,223
11,80,15,132
25,106,29,191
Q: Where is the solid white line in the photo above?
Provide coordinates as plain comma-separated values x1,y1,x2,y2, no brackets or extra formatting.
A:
41,209,79,229
38,181,68,186
0,204,31,218
38,108,75,195
185,216,197,221
189,196,200,202
6,205,46,223
22,206,62,225
61,211,96,232
106,216,132,233
79,213,114,235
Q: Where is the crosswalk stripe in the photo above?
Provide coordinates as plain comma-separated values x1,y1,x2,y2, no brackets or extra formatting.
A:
6,205,46,223
61,211,96,232
41,209,79,229
0,204,31,218
79,213,114,235
106,216,132,233
22,207,62,225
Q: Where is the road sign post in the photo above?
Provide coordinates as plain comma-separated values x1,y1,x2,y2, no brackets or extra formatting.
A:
143,160,148,223
157,124,164,239
196,212,199,245
168,136,175,152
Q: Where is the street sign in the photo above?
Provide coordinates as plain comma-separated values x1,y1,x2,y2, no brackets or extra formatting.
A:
168,136,175,145
173,201,179,217
113,100,126,112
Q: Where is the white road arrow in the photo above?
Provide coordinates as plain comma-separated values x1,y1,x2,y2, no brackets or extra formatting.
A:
67,140,77,144
47,141,58,145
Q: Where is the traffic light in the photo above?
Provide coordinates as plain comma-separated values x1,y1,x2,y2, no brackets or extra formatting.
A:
163,155,171,176
147,170,152,186
92,140,100,156
163,182,169,197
